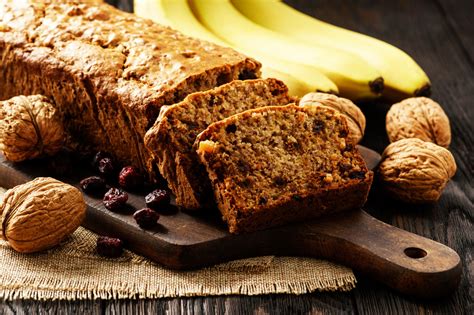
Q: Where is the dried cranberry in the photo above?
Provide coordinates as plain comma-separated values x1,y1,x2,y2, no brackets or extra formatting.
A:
96,236,123,258
225,124,237,133
103,187,128,211
98,157,116,179
274,176,286,186
118,166,143,191
145,189,171,210
133,208,160,229
93,151,112,168
349,170,366,179
80,176,106,195
339,128,349,138
313,120,325,133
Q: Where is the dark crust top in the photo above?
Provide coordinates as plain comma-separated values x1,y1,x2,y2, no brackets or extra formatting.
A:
0,0,260,121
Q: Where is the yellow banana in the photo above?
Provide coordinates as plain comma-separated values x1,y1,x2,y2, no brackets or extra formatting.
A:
260,60,338,96
189,0,384,101
232,0,430,100
134,0,338,96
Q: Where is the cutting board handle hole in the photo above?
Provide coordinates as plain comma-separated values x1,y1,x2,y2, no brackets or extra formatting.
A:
404,247,427,259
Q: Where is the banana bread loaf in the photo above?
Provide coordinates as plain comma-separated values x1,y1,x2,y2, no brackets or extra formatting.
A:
196,105,373,233
0,0,260,178
144,78,293,209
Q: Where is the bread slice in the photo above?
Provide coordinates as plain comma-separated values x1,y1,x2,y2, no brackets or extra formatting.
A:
0,0,260,179
144,78,293,209
195,104,373,233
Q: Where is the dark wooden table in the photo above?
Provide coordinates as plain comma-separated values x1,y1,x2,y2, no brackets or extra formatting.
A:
1,0,473,313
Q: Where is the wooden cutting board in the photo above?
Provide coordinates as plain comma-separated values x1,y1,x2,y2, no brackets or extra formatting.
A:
0,146,461,299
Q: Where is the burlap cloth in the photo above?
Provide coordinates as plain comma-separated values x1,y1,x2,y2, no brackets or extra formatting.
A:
0,187,356,300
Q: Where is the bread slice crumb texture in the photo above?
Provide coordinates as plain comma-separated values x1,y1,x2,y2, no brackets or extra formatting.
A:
145,78,293,209
196,105,372,233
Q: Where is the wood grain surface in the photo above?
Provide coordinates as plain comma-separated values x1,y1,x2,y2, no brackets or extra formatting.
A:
1,0,473,314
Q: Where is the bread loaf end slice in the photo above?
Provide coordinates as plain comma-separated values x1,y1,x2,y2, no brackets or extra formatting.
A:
195,105,373,233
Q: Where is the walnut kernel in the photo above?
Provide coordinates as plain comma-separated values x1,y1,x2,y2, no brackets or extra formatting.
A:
378,138,456,203
0,177,87,253
386,97,451,147
0,95,65,162
299,92,366,144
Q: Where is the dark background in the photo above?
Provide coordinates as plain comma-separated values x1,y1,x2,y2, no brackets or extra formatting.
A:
1,0,473,313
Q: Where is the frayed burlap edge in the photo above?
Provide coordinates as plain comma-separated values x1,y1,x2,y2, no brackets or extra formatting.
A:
0,274,356,300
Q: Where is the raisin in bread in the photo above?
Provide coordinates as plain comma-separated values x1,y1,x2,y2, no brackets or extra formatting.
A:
195,105,373,233
0,0,260,179
144,78,293,209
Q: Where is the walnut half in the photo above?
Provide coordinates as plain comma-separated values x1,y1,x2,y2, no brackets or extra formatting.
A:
0,177,86,253
386,97,451,148
378,138,456,203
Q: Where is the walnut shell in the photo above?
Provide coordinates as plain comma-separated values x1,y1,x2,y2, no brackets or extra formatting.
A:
0,177,86,253
0,95,65,162
299,92,366,144
386,97,451,147
379,138,456,203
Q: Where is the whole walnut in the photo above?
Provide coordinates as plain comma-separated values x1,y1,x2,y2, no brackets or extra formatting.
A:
386,97,451,147
0,95,65,162
378,138,456,203
300,92,366,144
0,177,86,253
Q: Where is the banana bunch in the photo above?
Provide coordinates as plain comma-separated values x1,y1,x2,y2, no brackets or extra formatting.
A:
134,0,338,96
232,0,431,100
135,0,430,101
